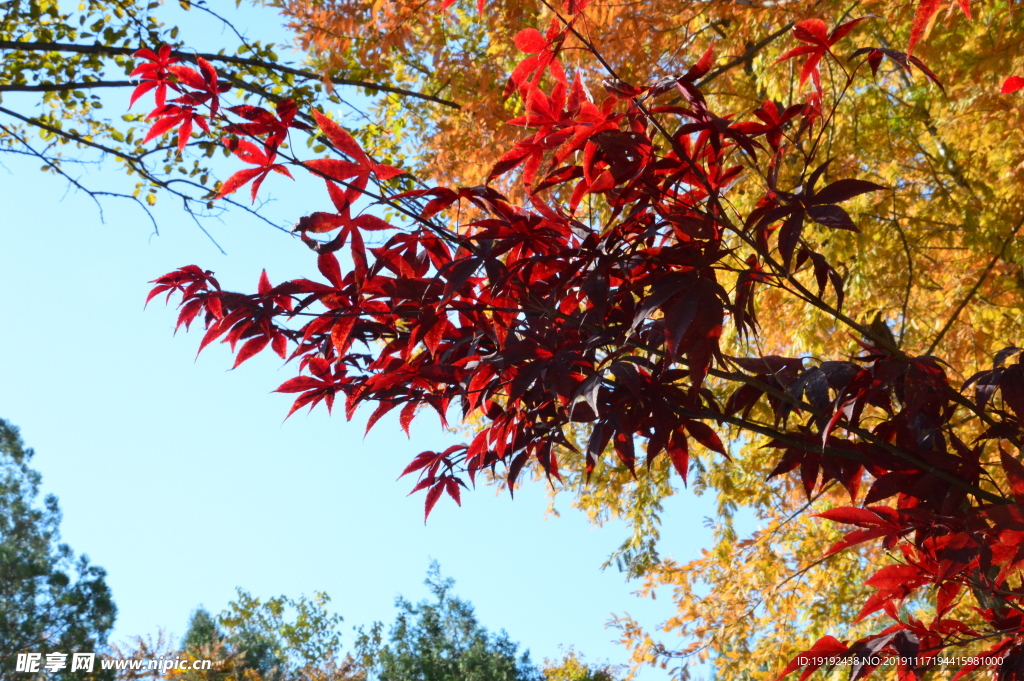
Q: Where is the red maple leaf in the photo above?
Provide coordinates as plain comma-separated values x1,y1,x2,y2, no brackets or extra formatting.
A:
777,18,870,91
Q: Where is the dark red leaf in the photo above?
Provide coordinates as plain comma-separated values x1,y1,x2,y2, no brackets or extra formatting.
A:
373,163,405,180
297,212,349,234
827,17,870,44
317,252,343,288
400,451,441,478
258,269,272,294
685,43,715,81
776,636,848,681
305,158,363,182
685,421,725,454
400,401,418,436
793,19,829,46
514,28,548,54
1001,449,1024,503
778,211,804,267
1003,76,1024,94
352,214,392,231
217,167,263,200
865,563,920,590
313,110,367,163
667,432,689,481
423,482,444,522
275,376,326,394
143,114,181,144
817,506,883,525
444,476,462,505
812,179,886,205
908,0,941,54
806,204,857,231
233,335,270,368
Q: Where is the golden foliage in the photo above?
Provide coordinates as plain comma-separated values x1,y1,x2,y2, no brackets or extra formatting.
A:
542,647,624,681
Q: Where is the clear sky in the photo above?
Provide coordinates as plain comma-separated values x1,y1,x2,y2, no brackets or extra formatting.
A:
0,3,721,678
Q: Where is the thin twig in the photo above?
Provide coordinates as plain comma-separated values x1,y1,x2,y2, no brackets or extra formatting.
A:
926,215,1024,355
0,40,462,109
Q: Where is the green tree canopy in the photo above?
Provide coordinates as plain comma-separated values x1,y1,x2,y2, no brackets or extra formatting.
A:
0,418,116,678
354,563,541,681
126,566,611,681
164,591,355,680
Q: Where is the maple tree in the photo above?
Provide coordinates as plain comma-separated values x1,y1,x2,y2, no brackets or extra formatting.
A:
265,0,1024,675
119,0,1024,678
271,13,1024,673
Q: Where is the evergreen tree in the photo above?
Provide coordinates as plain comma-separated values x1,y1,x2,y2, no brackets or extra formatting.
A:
0,418,116,678
355,564,541,681
182,609,221,653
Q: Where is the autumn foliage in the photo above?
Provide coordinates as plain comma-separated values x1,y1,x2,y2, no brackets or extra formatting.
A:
133,1,1024,679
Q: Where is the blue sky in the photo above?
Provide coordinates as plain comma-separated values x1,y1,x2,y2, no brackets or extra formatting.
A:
0,2,721,678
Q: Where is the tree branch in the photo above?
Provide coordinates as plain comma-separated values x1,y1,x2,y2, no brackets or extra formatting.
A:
926,214,1024,355
0,40,462,109
0,80,132,93
0,104,288,236
699,21,796,86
